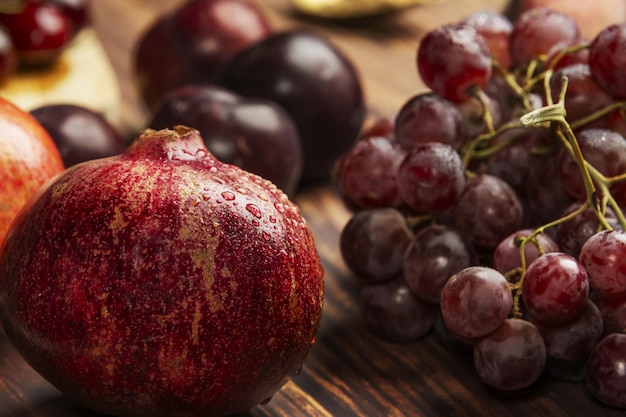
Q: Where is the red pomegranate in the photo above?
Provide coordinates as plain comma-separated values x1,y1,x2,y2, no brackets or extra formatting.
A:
0,126,324,417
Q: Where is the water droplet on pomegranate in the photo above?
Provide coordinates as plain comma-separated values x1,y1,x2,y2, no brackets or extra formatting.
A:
246,203,262,219
262,231,271,241
196,149,207,158
202,194,210,201
252,219,260,227
236,187,247,194
269,215,277,223
261,395,273,405
209,166,218,173
258,193,269,201
274,203,285,213
221,191,236,201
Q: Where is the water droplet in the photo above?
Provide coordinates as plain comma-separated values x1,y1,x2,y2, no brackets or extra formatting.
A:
236,187,247,195
252,219,260,227
294,364,303,376
269,215,277,223
246,203,262,219
258,193,269,201
202,194,210,201
274,203,285,213
209,166,217,173
221,191,236,201
262,231,271,241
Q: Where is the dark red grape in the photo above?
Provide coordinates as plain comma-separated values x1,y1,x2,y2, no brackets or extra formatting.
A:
473,318,546,390
509,7,580,68
339,208,413,284
417,24,492,103
0,0,72,67
558,128,626,200
580,230,626,297
594,292,626,336
440,266,513,340
219,29,365,183
586,333,626,408
557,201,622,258
361,275,438,343
333,135,405,210
396,142,466,214
394,93,465,151
589,23,626,99
522,252,589,324
403,224,476,304
534,299,603,362
30,104,124,167
493,229,559,277
462,10,513,69
148,84,303,196
454,174,523,249
549,64,614,129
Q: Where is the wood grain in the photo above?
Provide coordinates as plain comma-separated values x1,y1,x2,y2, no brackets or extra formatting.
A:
2,1,625,416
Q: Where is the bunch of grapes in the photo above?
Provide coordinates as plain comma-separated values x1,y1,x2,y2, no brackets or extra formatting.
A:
334,7,626,408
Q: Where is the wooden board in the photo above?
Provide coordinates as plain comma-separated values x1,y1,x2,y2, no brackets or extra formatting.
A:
2,1,625,416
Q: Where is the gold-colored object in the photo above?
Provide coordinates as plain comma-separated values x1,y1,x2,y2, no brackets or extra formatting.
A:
291,0,441,19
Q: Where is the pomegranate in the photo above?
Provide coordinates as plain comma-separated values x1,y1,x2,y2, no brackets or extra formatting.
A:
0,96,64,247
0,126,324,417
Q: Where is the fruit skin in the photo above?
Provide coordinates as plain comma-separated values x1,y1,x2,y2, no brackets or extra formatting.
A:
149,84,303,196
0,97,64,248
31,103,126,167
219,29,365,183
0,126,324,417
134,0,271,109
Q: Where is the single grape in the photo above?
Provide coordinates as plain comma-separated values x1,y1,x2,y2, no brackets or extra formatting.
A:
394,93,465,151
589,23,626,99
509,7,580,68
417,24,492,103
594,292,626,336
396,142,466,214
455,92,502,140
486,127,553,192
549,64,614,129
403,224,476,304
339,208,413,284
557,128,626,200
557,202,622,258
525,149,575,226
333,136,405,210
461,11,513,69
440,266,513,340
473,318,546,391
534,299,603,362
453,174,523,249
586,333,626,409
361,275,438,343
522,252,589,324
492,229,559,277
580,230,626,296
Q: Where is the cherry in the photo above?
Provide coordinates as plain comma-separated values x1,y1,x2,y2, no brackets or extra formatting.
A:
0,1,72,67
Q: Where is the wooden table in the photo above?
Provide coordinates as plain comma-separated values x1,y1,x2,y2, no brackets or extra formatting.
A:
2,1,624,416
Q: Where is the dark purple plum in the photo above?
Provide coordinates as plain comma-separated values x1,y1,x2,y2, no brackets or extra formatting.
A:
134,0,271,109
219,29,365,183
149,84,303,196
30,104,125,167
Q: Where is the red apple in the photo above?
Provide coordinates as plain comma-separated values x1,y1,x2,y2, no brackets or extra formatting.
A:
0,126,324,417
134,0,272,109
0,96,64,248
